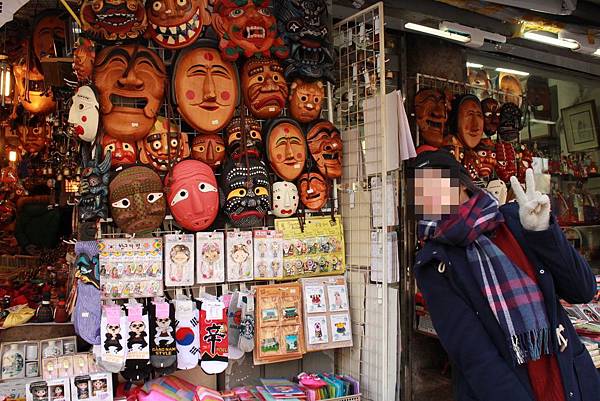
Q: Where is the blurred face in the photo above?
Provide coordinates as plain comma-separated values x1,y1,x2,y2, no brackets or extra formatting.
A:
411,169,464,220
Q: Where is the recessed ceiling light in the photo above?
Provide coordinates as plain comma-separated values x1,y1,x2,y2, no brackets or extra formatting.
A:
466,62,484,69
404,22,471,44
495,67,530,76
523,31,580,50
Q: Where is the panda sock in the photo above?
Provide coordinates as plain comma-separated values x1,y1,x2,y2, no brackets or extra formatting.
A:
122,304,151,381
174,300,200,370
99,304,127,373
226,292,244,360
149,301,177,375
238,293,255,353
199,300,228,374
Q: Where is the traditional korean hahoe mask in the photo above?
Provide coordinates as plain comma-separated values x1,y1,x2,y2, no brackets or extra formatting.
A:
487,179,507,205
467,68,491,99
109,166,166,234
173,45,239,134
32,12,66,59
211,0,288,61
191,134,226,170
495,142,517,183
138,117,190,172
499,73,522,106
415,89,449,148
265,118,306,181
68,85,100,143
17,119,51,154
497,102,523,142
241,57,288,119
221,158,271,228
306,119,342,179
165,160,218,231
289,79,324,123
225,116,262,160
298,171,328,210
102,134,137,168
80,0,147,42
272,181,298,217
13,60,55,115
147,0,211,49
73,38,96,83
273,0,334,82
94,45,166,142
474,138,496,178
453,95,483,150
481,98,500,137
79,151,112,221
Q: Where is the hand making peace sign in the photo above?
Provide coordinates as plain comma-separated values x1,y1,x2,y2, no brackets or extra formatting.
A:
509,168,551,232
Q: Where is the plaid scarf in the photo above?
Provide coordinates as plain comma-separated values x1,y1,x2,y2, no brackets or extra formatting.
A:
418,191,551,365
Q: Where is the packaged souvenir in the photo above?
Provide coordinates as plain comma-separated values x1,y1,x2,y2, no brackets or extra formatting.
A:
164,234,195,287
226,231,254,282
253,230,284,280
2,342,40,381
71,373,113,401
196,232,225,284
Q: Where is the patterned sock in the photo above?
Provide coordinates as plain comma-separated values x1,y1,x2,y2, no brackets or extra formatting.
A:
99,305,127,373
122,304,151,381
226,292,244,360
199,300,228,374
174,300,200,370
74,241,100,287
149,301,177,375
238,293,255,353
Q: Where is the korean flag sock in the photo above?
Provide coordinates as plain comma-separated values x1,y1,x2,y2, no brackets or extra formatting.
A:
174,300,200,370
199,300,228,374
149,301,177,375
238,293,255,353
122,303,151,381
99,304,127,373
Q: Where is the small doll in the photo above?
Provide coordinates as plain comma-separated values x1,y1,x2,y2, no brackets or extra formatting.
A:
75,378,89,400
91,379,107,396
53,385,65,401
169,244,191,283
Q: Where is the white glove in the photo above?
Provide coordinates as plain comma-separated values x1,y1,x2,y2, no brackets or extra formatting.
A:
510,169,551,231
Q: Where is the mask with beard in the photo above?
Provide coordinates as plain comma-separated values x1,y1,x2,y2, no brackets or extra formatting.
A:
241,57,288,119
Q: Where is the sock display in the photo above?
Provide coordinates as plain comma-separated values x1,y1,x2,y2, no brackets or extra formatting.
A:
226,292,244,360
174,300,200,370
149,301,177,375
199,300,228,374
122,303,151,381
99,305,127,373
238,294,255,353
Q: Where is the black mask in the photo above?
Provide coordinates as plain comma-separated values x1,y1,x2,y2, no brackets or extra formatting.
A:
225,116,263,160
79,151,111,221
497,102,523,142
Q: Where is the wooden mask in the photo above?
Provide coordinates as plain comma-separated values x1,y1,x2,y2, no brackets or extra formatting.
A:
73,38,96,84
80,0,147,42
13,59,56,115
93,45,166,142
147,0,211,49
191,134,226,170
211,0,288,61
241,57,287,119
526,76,551,122
173,45,239,134
298,171,328,210
102,134,137,168
415,88,449,148
453,95,483,150
79,151,112,221
474,138,496,178
32,12,66,59
289,78,324,123
481,98,500,137
306,119,342,179
497,102,523,142
495,142,517,183
499,73,522,106
467,68,491,99
225,116,263,160
266,118,306,181
138,117,190,172
17,119,51,154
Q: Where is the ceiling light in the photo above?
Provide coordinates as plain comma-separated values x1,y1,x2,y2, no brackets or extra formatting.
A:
404,23,471,44
495,67,530,76
558,30,600,56
523,31,580,50
466,62,484,69
440,21,506,48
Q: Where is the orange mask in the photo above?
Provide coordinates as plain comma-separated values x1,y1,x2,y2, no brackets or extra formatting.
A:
191,134,226,170
266,118,306,181
138,117,190,172
241,57,288,119
13,60,56,115
147,0,211,49
289,78,324,123
298,171,329,210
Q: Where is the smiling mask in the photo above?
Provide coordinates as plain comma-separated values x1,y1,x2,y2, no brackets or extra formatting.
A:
415,88,449,148
298,171,328,210
272,181,298,217
266,118,306,181
80,0,147,42
68,85,100,143
241,57,288,119
138,117,190,172
147,0,211,49
13,59,55,115
306,119,342,179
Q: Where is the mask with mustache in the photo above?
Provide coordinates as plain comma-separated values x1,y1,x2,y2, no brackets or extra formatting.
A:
241,57,288,119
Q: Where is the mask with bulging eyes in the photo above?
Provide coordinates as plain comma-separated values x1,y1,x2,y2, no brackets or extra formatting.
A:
481,98,501,137
138,117,190,172
225,116,263,160
289,78,324,123
306,119,343,179
109,166,166,234
495,142,517,183
165,159,219,231
272,181,298,217
147,0,211,49
241,57,288,119
79,151,112,222
497,102,523,142
80,0,147,42
297,171,329,210
102,134,137,168
474,138,496,178
191,134,226,170
68,85,100,143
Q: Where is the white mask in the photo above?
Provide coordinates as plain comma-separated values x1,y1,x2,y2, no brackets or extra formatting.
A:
272,181,299,218
68,85,99,143
487,179,507,205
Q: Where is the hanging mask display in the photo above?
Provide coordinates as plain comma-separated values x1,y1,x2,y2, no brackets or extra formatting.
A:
68,85,100,143
497,102,523,142
526,76,552,122
445,136,465,164
481,98,500,137
462,150,480,181
32,11,66,59
415,88,449,148
80,0,147,42
499,73,523,106
102,134,137,168
225,116,263,160
17,119,51,154
138,117,190,172
73,38,95,84
273,0,334,82
272,181,298,217
289,79,324,123
173,44,239,134
241,57,288,119
474,138,496,179
94,45,166,142
109,166,166,234
220,158,271,228
265,118,306,181
147,0,211,49
13,60,55,115
516,144,533,183
298,171,328,210
306,119,342,179
487,179,507,205
79,151,112,221
467,68,491,99
211,0,288,61
165,160,219,231
191,134,226,170
452,94,483,150
495,142,517,183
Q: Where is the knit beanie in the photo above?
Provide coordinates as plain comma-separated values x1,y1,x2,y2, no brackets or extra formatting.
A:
413,148,478,194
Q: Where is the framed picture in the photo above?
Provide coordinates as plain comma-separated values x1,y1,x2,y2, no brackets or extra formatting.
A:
562,100,600,152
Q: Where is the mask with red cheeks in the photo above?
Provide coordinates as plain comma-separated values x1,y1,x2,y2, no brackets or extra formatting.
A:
481,98,501,137
474,138,496,178
147,0,211,49
265,118,306,181
241,57,288,119
495,142,517,183
297,171,329,210
165,159,219,231
191,134,226,170
102,134,137,168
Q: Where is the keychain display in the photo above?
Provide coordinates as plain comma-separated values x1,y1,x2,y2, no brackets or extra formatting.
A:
164,234,195,287
196,232,225,284
98,238,164,299
27,378,71,401
253,230,284,280
274,216,345,279
226,231,254,282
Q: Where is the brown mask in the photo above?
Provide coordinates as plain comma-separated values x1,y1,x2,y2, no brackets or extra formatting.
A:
499,73,522,107
80,0,147,42
94,45,166,142
298,171,329,210
173,45,239,134
191,134,226,170
33,12,66,59
17,119,51,154
481,98,500,137
73,38,96,84
241,57,288,119
289,78,324,123
306,120,342,179
415,88,449,147
455,96,483,149
266,118,306,181
225,116,263,160
138,117,190,172
527,76,551,121
13,60,56,115
147,0,211,49
467,68,491,99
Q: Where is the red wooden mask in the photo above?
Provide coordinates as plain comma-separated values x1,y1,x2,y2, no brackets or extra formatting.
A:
93,45,166,142
495,142,517,183
266,118,306,181
225,116,263,160
211,0,288,61
191,134,226,170
138,117,190,172
73,38,95,84
289,78,324,123
173,45,239,134
13,60,56,115
102,134,137,168
474,138,496,178
33,12,66,60
415,88,449,148
306,120,342,179
298,171,329,210
80,0,147,42
241,57,288,119
147,0,211,49
516,144,533,183
481,98,500,137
